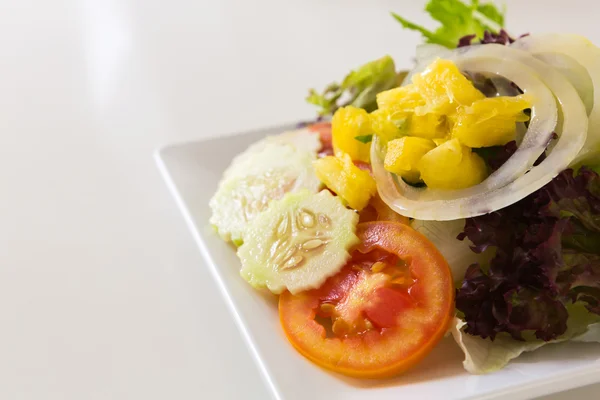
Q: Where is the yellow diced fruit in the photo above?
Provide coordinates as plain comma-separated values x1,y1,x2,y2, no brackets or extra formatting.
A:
418,138,487,190
376,85,425,114
332,106,372,163
433,137,449,146
412,59,485,115
384,137,436,183
369,109,406,142
452,95,532,148
313,153,377,211
408,113,448,139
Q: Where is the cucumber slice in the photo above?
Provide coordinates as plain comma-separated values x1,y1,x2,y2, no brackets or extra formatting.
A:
209,129,322,244
224,128,321,180
238,190,359,294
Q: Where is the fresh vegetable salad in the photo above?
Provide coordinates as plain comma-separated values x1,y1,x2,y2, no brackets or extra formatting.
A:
210,0,600,378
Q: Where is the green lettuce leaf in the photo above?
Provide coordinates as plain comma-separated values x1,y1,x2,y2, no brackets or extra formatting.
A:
306,55,401,116
476,2,504,27
392,0,505,49
451,303,600,374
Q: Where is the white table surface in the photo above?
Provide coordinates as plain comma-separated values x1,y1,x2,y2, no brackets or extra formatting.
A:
1,0,598,399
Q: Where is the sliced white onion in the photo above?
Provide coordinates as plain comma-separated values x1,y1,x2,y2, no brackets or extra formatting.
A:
511,33,600,162
531,52,594,115
373,44,588,221
414,43,452,65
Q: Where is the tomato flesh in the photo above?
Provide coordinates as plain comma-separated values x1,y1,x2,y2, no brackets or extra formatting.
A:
279,221,454,379
364,287,413,329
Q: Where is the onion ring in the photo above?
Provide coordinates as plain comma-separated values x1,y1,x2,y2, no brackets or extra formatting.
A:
373,44,588,220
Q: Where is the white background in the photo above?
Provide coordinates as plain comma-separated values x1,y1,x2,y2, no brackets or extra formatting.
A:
0,0,598,398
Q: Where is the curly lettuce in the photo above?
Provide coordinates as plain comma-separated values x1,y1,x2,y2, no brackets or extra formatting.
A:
306,55,401,116
456,167,600,342
452,302,600,374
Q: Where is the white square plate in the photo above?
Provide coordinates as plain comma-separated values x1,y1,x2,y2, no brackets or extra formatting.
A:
155,124,600,400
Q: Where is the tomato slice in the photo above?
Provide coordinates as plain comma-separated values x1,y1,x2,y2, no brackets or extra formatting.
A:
279,221,454,379
359,195,410,225
308,122,333,157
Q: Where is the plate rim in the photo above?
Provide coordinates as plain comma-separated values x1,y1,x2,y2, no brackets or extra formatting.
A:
155,145,283,400
154,130,600,400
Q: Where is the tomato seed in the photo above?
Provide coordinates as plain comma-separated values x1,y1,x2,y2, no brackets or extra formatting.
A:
371,262,386,273
332,318,350,336
319,303,336,315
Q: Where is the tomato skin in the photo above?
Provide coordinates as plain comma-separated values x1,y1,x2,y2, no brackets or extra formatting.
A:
279,222,454,379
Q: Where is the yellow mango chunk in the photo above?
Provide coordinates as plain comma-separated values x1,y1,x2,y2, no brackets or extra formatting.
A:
418,139,487,190
384,137,436,183
376,85,425,114
369,109,406,142
313,153,377,211
408,113,448,139
412,59,485,115
452,95,532,148
331,106,372,163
